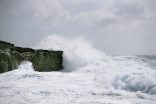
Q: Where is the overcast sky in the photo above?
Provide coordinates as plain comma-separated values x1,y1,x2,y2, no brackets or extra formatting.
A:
0,0,156,55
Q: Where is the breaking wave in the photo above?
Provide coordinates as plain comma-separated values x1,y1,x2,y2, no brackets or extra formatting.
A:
35,35,156,95
0,35,156,103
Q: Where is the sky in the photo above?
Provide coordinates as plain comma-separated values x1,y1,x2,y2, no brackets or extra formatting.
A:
0,0,156,55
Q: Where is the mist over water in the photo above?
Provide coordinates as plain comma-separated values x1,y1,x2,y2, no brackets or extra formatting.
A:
0,35,156,104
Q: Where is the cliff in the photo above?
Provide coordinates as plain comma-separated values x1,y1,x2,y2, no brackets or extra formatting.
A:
0,40,63,73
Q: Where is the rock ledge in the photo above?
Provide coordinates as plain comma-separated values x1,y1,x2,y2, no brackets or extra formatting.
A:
0,40,63,73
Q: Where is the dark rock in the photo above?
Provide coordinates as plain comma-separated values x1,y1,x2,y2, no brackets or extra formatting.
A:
0,40,63,73
0,40,14,49
15,47,36,53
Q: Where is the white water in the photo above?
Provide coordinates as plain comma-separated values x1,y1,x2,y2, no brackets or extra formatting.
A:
0,35,156,104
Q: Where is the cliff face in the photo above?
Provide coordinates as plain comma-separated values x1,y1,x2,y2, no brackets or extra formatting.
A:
0,40,63,73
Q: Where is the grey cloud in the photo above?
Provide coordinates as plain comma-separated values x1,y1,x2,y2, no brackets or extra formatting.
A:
0,0,70,47
74,9,118,28
112,1,145,17
144,0,156,12
0,0,156,55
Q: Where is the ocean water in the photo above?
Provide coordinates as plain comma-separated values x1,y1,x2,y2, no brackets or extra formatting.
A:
0,35,156,104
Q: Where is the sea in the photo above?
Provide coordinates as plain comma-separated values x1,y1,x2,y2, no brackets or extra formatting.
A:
0,35,156,104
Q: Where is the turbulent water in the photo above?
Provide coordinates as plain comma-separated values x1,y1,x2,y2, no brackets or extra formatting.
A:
0,35,156,104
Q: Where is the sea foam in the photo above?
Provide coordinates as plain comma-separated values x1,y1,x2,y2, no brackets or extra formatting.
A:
0,35,156,104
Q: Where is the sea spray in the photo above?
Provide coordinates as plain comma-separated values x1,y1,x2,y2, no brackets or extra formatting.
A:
0,35,156,103
35,35,106,72
35,35,156,95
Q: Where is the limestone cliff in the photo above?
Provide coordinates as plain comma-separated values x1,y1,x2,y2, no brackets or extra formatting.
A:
0,40,63,73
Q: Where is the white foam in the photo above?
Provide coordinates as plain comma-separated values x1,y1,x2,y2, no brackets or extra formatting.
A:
0,35,156,104
35,35,106,72
35,35,156,96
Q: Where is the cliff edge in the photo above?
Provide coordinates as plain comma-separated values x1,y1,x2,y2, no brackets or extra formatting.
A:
0,40,63,73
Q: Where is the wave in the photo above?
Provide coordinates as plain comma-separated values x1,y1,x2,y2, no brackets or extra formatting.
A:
35,35,106,72
34,35,156,95
0,35,156,103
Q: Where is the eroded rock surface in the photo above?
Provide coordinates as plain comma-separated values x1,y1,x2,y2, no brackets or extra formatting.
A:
0,40,63,73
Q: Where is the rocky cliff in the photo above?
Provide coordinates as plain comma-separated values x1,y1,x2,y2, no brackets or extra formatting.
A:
0,40,63,73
